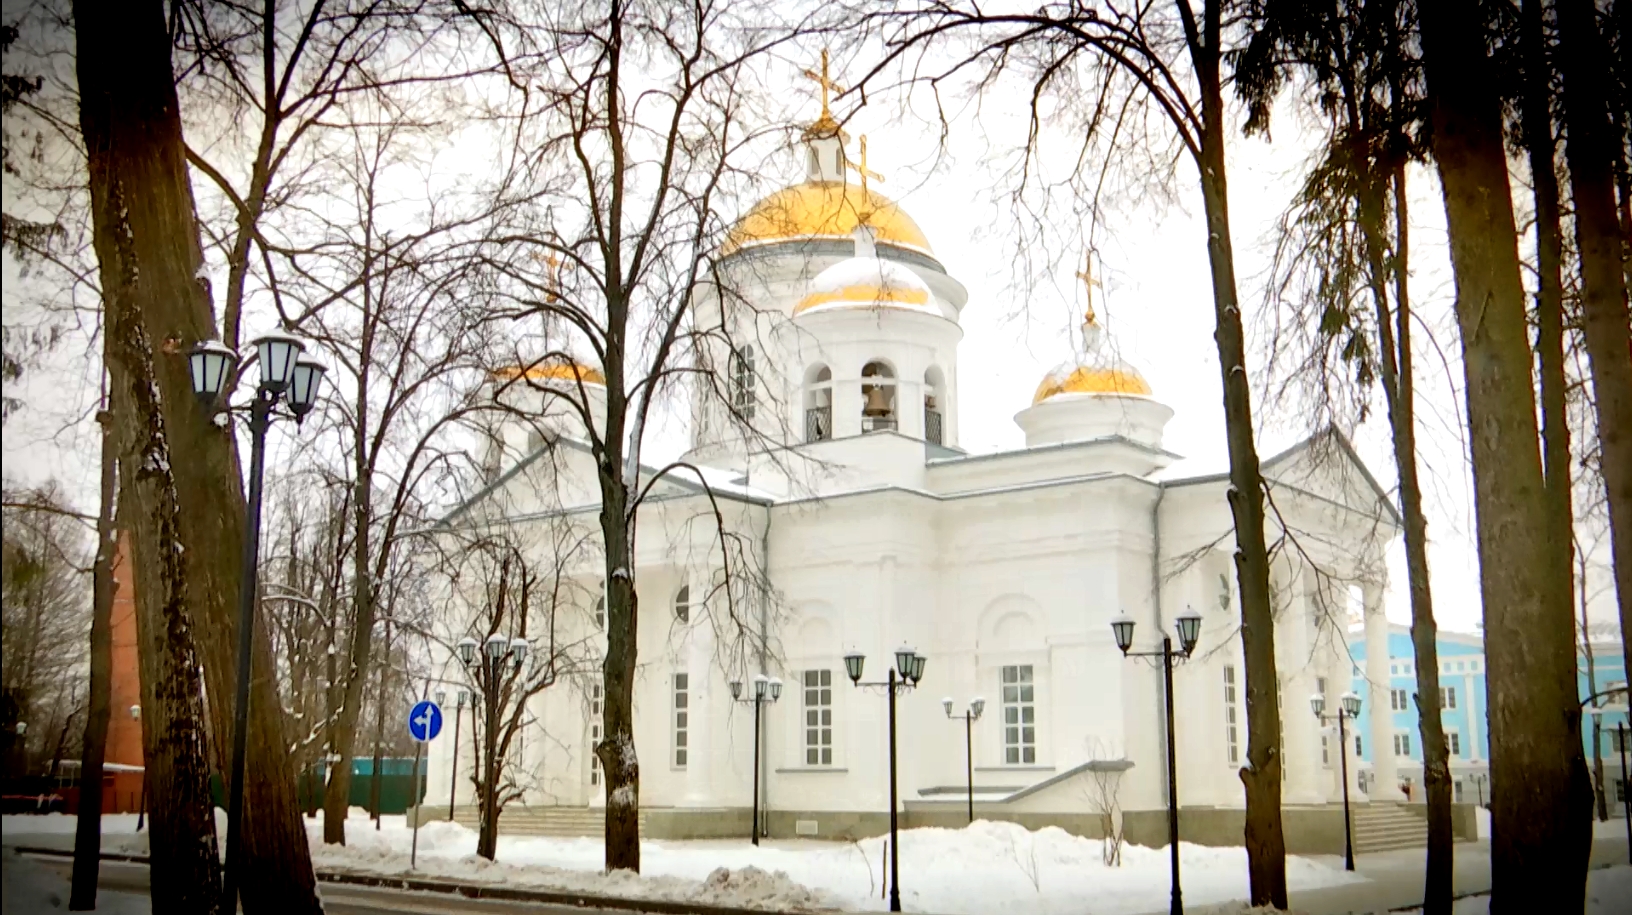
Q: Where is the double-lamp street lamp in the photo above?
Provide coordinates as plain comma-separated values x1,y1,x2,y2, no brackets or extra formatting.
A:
941,697,985,824
1310,691,1363,872
844,646,926,914
188,331,326,912
457,633,545,853
729,674,783,845
1111,609,1201,915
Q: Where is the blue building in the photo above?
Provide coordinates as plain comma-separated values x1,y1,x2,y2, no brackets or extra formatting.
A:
1346,624,1626,810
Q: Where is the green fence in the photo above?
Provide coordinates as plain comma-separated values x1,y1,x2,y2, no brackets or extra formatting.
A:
294,758,427,815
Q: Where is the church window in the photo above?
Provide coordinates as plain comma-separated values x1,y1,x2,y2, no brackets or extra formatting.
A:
803,669,834,766
730,345,756,421
1393,732,1412,757
1447,730,1461,756
674,585,692,624
1001,665,1036,764
1355,733,1363,757
861,361,898,432
1223,665,1240,766
672,673,689,768
1440,686,1457,710
1454,780,1464,803
1391,688,1409,711
589,682,604,786
1322,733,1330,767
594,593,606,630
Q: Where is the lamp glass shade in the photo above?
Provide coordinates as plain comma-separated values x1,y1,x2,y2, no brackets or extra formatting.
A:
1110,614,1136,653
971,697,986,720
908,652,926,684
729,679,743,701
510,637,530,665
1309,693,1326,718
769,677,783,702
942,697,955,718
457,637,478,665
188,340,237,403
843,651,865,684
1175,609,1202,654
129,705,141,720
457,690,469,708
753,674,768,699
253,331,305,392
895,645,916,680
1341,691,1362,718
434,690,447,706
483,633,508,660
286,353,326,418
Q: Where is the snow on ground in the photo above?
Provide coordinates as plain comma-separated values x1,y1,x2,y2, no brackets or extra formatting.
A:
1,847,151,914
1,814,144,837
1473,807,1628,843
310,812,1361,915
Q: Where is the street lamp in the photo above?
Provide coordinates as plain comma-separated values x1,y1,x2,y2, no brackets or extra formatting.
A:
1311,690,1363,872
729,673,783,845
460,633,539,859
844,646,926,913
448,689,469,820
129,705,146,832
942,697,985,824
1111,609,1201,915
190,330,326,913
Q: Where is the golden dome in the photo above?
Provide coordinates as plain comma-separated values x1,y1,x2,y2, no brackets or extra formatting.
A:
794,283,931,314
1032,365,1152,404
724,182,932,255
493,363,606,385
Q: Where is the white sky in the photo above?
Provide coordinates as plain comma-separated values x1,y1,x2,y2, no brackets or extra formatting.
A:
5,36,1617,639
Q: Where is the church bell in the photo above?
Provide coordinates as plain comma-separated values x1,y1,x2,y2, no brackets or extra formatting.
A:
862,384,893,418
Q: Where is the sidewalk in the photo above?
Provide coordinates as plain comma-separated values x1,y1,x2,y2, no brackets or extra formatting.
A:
1175,831,1629,915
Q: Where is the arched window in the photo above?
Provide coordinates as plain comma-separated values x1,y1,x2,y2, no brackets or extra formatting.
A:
803,364,833,442
730,345,756,422
860,360,897,432
674,585,692,624
594,594,606,630
923,366,946,445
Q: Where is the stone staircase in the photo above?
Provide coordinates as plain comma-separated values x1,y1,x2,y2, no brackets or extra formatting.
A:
415,805,648,837
1351,803,1429,853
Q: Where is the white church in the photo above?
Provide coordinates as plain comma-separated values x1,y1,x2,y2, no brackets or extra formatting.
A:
422,89,1428,853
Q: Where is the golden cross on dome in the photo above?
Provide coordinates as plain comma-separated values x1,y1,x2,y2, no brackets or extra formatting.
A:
1076,248,1102,325
847,135,884,197
802,49,845,119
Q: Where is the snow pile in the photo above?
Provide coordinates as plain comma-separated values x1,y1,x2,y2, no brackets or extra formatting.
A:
306,814,1357,915
1,847,151,914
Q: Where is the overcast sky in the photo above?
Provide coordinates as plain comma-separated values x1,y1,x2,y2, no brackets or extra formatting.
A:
3,33,1618,638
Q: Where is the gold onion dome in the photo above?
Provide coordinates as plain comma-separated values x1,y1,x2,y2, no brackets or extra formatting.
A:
493,362,606,385
1032,310,1151,405
794,227,934,316
724,182,933,256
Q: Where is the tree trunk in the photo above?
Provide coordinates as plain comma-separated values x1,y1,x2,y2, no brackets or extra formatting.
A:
1188,3,1285,905
477,690,499,860
70,3,324,912
1360,163,1452,914
1556,0,1632,695
1417,2,1594,910
69,411,118,911
370,618,391,829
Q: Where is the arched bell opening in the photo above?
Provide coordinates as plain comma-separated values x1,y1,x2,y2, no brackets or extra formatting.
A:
803,364,833,442
861,360,898,433
923,365,947,445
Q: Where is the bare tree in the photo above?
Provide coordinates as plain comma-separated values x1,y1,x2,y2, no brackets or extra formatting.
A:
1416,0,1593,908
1081,738,1127,867
857,2,1290,903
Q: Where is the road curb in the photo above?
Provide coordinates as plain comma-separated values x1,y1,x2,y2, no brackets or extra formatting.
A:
11,845,840,915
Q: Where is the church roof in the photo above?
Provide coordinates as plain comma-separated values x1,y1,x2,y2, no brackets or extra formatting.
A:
722,181,933,256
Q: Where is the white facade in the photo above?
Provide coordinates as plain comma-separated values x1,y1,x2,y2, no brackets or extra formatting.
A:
425,125,1402,835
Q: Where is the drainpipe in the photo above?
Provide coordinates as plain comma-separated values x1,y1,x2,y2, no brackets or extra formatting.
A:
1150,483,1169,808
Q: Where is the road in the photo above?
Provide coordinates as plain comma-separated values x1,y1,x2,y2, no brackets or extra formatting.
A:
23,855,631,915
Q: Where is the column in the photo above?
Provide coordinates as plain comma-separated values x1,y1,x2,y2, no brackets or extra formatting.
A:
1280,570,1324,805
1364,581,1405,801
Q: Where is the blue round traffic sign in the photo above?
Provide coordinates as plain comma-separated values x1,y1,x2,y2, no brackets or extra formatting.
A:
408,700,443,742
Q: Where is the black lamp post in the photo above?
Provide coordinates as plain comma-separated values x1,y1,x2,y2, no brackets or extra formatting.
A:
1311,690,1363,871
191,332,325,912
447,688,469,820
844,646,926,913
1471,771,1487,809
729,674,783,845
130,705,146,832
457,632,549,858
1111,609,1201,915
941,697,985,824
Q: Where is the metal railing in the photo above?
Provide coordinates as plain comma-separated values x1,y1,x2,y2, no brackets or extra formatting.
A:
925,409,944,446
805,406,832,442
